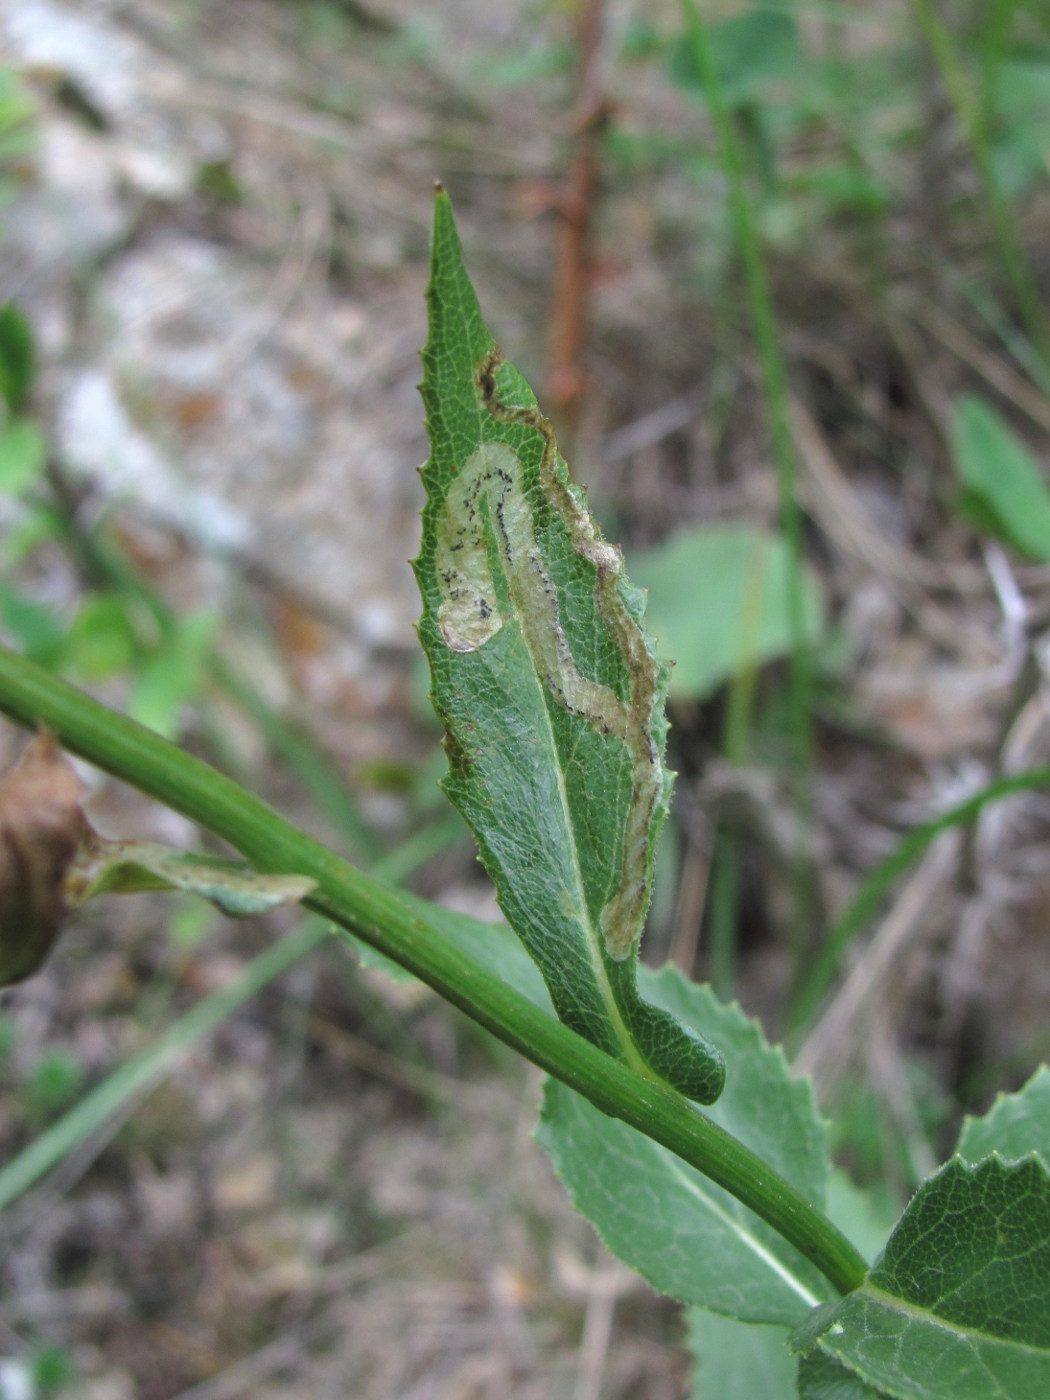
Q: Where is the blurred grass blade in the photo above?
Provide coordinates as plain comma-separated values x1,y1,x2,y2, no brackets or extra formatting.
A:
913,0,1050,370
0,916,331,1212
0,805,467,1213
789,763,1050,1031
0,303,35,415
950,394,1050,559
679,0,815,962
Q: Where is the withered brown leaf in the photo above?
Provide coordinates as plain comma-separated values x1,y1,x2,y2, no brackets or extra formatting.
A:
0,729,91,986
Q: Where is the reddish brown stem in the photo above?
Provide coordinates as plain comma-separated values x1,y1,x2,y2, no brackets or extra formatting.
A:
547,0,608,425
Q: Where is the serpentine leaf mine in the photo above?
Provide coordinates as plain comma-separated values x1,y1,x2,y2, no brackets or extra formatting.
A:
415,188,724,1103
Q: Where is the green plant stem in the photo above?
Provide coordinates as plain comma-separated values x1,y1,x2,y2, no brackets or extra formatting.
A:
0,642,868,1297
0,811,465,1213
48,502,383,863
206,651,382,862
913,0,1050,370
788,763,1050,1032
680,0,814,957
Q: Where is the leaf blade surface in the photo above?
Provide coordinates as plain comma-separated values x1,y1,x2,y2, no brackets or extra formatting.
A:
536,968,832,1323
798,1155,1050,1400
415,189,723,1102
957,1064,1050,1166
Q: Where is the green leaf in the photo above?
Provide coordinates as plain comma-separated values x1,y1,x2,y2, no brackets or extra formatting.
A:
796,1156,1050,1400
797,1350,886,1399
631,524,824,700
950,396,1050,561
414,188,724,1103
536,967,833,1324
0,419,46,495
68,840,315,918
668,9,802,107
129,610,216,738
687,1310,795,1399
957,1064,1050,1165
63,593,139,681
0,584,66,666
0,302,35,414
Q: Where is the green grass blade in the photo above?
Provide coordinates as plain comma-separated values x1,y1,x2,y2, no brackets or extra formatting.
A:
0,916,330,1213
789,764,1050,1031
679,0,815,963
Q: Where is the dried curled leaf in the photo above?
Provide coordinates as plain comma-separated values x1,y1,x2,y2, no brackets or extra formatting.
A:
0,730,316,988
0,729,90,986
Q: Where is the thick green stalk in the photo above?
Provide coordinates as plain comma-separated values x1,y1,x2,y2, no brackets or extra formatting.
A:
0,643,868,1297
50,506,382,863
0,811,465,1212
680,0,814,955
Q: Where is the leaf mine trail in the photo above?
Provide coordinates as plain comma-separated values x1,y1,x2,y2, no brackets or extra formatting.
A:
418,189,724,1103
434,348,661,958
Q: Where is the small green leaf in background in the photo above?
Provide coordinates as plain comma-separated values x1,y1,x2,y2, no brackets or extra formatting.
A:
0,583,66,667
415,188,723,1103
687,1310,795,1400
794,1155,1050,1399
950,394,1050,560
537,966,832,1324
0,70,37,164
30,1343,76,1399
630,524,824,700
129,609,217,738
0,418,46,494
668,8,802,107
989,60,1050,199
956,1063,1050,1164
793,165,892,220
63,593,139,682
23,1048,83,1125
0,301,35,414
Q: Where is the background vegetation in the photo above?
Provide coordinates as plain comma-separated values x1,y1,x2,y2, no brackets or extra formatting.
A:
0,0,1048,1395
